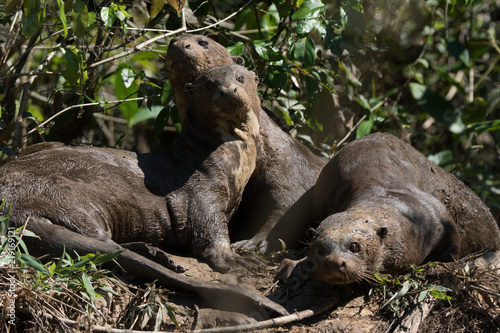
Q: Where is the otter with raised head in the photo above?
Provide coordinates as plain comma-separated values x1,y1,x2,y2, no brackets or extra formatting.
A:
307,133,500,285
166,34,327,252
0,64,261,273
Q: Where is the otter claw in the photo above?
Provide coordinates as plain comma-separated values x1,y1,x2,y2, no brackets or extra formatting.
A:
232,238,269,253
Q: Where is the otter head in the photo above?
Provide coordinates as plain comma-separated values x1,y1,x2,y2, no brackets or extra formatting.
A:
165,34,245,122
308,206,406,285
184,64,260,139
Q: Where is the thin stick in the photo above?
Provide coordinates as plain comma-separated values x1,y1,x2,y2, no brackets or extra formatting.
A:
192,301,337,333
23,95,159,137
86,27,186,70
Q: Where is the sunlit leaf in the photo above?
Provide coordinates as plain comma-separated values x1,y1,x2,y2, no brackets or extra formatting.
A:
291,0,325,20
18,253,49,274
82,272,96,301
167,0,185,15
292,37,316,67
227,42,245,56
121,68,135,89
100,7,115,28
428,150,453,167
56,0,68,37
150,0,165,19
356,112,374,138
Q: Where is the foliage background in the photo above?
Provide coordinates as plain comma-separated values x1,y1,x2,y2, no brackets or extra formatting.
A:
1,0,499,220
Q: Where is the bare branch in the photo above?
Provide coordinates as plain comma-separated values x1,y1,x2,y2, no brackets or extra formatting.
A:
86,27,187,70
24,96,160,137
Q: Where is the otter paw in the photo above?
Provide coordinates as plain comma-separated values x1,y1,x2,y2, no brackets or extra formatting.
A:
210,252,266,273
232,238,269,253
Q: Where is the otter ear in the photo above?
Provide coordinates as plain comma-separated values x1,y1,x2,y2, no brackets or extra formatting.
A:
377,227,388,239
232,56,245,65
184,83,194,95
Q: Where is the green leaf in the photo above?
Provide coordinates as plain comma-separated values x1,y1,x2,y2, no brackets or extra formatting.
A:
150,0,165,19
304,74,320,103
278,3,293,18
292,0,326,20
20,229,38,238
356,112,374,138
82,272,96,301
164,303,180,328
278,238,287,252
128,106,163,127
384,280,411,307
264,68,288,89
100,7,115,28
154,106,171,136
6,0,23,14
69,257,93,269
227,42,245,56
292,37,316,67
418,290,428,302
295,19,326,35
469,120,500,133
409,83,465,134
92,249,125,266
429,289,454,300
15,235,30,254
428,150,453,167
339,6,348,29
253,40,283,62
71,0,89,38
121,68,135,89
22,0,45,38
62,47,80,85
56,0,68,37
98,285,120,296
18,253,49,274
447,38,471,68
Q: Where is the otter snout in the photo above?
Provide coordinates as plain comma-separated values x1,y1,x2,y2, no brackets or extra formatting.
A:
310,239,365,284
312,243,348,271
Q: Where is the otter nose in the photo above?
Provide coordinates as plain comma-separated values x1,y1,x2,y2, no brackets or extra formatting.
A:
324,254,347,271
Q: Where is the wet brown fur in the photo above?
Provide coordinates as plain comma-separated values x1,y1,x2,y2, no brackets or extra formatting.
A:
310,133,500,284
165,34,327,252
0,64,262,273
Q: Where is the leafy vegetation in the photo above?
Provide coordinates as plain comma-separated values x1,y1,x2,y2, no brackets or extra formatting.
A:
0,200,188,330
370,263,454,316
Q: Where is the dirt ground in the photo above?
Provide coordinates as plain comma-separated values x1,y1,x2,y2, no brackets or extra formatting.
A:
1,250,499,332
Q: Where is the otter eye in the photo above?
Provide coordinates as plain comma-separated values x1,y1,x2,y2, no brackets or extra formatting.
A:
198,39,209,48
205,80,215,90
349,242,360,253
236,75,245,84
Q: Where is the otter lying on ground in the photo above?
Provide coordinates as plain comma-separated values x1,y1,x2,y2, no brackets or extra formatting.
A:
165,34,327,252
1,64,261,273
292,133,500,285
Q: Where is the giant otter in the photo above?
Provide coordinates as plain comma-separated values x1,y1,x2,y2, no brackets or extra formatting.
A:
165,34,327,252
306,133,500,284
0,64,262,273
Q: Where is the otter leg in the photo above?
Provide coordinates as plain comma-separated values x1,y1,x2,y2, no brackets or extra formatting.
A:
187,204,265,273
22,220,288,316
